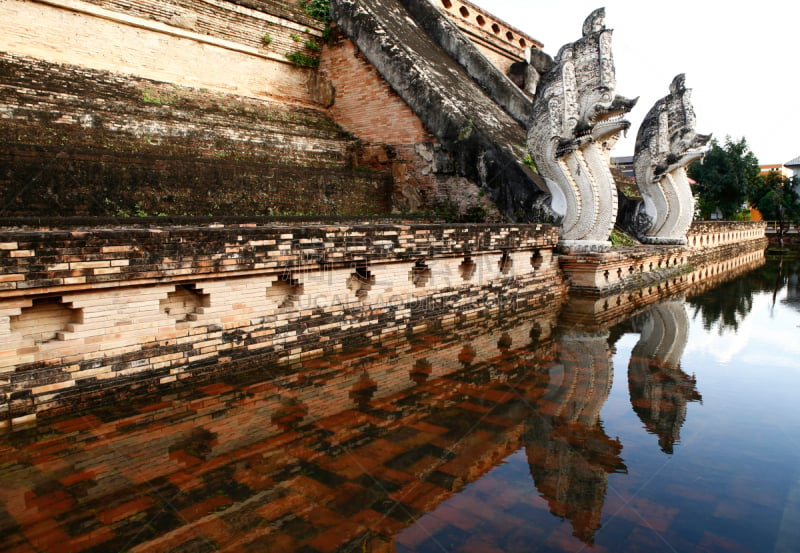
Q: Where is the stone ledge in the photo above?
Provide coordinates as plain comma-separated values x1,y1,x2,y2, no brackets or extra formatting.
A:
0,223,558,297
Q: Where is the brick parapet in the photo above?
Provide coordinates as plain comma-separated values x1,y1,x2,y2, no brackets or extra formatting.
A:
559,221,767,295
686,221,767,250
0,223,559,296
436,0,543,73
0,222,564,422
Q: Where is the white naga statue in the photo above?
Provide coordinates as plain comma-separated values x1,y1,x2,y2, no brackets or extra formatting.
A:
528,8,636,252
632,74,710,244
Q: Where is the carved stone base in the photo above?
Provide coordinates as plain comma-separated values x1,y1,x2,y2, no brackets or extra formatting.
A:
641,237,688,246
558,240,612,254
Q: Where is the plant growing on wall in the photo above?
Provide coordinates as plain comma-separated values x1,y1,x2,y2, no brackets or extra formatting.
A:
286,52,319,67
141,90,176,105
261,33,272,46
300,0,330,23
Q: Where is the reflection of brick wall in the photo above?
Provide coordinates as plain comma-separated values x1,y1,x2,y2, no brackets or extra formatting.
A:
0,223,564,422
0,301,559,552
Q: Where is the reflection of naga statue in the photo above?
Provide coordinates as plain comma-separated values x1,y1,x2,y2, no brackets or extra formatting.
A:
525,328,626,544
632,75,711,244
528,8,637,252
628,301,702,453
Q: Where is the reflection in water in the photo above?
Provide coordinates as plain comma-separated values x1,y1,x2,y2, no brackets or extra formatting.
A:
779,257,800,311
686,256,800,331
0,305,561,553
627,301,702,454
687,276,754,333
525,328,626,544
2,254,798,553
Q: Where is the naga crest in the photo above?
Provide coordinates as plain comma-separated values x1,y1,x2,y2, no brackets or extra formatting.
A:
528,8,637,252
632,74,710,244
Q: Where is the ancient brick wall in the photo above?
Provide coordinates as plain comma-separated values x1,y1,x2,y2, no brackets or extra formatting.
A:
318,35,440,211
0,0,403,217
0,0,321,103
0,222,564,422
0,0,543,219
321,37,432,147
435,0,542,75
0,52,392,216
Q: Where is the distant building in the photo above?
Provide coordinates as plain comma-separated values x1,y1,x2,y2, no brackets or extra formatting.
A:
785,156,800,179
611,156,635,179
759,164,792,178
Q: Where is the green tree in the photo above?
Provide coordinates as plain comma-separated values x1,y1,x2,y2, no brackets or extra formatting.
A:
750,171,800,247
751,172,800,220
688,137,761,219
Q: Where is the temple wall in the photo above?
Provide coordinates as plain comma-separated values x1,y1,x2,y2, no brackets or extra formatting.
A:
0,0,321,103
0,223,564,423
0,52,395,217
0,0,402,217
0,0,545,218
0,220,769,422
435,0,541,75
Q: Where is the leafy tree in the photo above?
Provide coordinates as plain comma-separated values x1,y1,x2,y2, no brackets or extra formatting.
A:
750,171,800,247
688,137,761,219
750,171,800,221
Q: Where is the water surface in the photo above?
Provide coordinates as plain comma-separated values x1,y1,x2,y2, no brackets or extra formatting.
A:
1,257,798,553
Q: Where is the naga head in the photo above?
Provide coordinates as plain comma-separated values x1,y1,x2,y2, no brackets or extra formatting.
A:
637,74,711,178
575,9,637,143
528,8,634,248
667,74,711,167
532,8,637,158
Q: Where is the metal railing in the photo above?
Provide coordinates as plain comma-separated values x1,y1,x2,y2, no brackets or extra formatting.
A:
765,221,799,233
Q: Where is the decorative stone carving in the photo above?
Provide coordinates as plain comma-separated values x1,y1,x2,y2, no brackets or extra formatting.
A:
528,8,637,252
632,75,710,244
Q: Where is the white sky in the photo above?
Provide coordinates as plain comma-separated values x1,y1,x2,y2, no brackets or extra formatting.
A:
470,0,800,164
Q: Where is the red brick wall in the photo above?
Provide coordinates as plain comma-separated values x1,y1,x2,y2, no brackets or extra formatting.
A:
320,36,452,210
321,36,433,146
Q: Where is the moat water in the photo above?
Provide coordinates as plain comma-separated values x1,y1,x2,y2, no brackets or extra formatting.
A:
1,257,799,553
